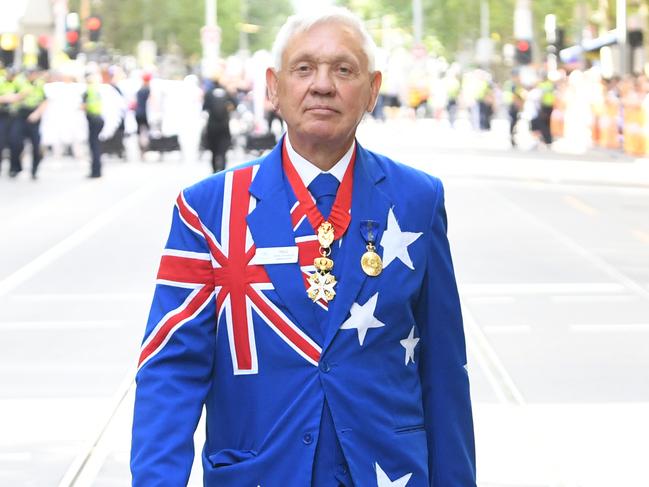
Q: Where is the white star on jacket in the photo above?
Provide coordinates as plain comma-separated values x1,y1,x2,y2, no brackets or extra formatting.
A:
375,462,413,487
400,326,420,365
340,293,386,346
380,208,422,270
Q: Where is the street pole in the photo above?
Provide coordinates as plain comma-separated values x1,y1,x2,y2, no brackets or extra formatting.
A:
413,0,422,43
617,0,627,75
52,0,68,65
239,0,249,57
514,0,533,41
80,0,90,44
202,0,220,77
481,0,490,40
206,0,217,28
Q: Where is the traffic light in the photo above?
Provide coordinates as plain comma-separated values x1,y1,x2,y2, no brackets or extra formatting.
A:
86,16,102,43
65,13,81,59
66,29,80,58
515,39,532,65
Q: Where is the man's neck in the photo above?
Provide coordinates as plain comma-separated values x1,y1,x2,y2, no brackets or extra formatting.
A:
287,132,355,171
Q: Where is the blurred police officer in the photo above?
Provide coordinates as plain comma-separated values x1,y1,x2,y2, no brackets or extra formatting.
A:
537,76,555,146
0,67,17,175
9,68,48,179
504,71,525,148
82,73,104,178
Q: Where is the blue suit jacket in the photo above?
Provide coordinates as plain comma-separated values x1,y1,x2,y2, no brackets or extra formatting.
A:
131,139,476,486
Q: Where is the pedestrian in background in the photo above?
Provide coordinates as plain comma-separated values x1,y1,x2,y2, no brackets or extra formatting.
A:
8,68,48,179
131,6,475,486
0,67,17,176
203,73,236,173
504,70,525,148
445,71,461,127
135,72,152,155
537,75,555,146
82,73,104,178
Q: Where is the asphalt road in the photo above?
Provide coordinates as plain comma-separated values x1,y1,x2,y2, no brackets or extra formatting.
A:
1,118,648,487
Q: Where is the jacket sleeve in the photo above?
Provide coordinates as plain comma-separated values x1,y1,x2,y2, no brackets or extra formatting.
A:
415,179,477,486
131,190,217,486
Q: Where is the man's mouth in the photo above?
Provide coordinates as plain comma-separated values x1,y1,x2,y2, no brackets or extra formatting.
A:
306,106,339,114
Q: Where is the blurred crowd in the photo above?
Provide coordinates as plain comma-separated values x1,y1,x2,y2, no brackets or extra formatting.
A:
0,59,278,180
373,53,649,158
3,52,649,182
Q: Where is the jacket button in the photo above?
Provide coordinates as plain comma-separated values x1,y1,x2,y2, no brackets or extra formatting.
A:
319,361,331,373
303,433,313,445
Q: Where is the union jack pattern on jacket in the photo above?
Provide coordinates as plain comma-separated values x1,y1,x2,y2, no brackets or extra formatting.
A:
131,140,476,487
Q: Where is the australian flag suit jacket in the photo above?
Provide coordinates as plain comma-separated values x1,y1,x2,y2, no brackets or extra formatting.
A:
131,138,476,487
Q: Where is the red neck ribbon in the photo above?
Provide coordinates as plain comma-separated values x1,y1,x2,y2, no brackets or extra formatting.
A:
282,139,355,241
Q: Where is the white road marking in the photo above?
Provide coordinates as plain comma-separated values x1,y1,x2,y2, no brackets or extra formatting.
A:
466,296,516,305
0,363,124,373
0,320,127,331
57,371,135,487
462,304,525,405
460,282,625,296
0,182,161,299
551,294,635,303
9,293,151,302
570,323,649,333
0,452,32,462
0,178,93,227
564,194,598,216
483,325,532,335
486,188,649,302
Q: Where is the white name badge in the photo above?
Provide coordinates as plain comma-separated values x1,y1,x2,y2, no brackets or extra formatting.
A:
251,246,299,265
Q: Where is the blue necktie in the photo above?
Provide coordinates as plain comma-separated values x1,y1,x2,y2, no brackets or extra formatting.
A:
306,174,352,486
308,173,340,219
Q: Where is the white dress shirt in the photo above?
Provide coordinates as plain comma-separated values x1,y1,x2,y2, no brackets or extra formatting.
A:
285,134,355,187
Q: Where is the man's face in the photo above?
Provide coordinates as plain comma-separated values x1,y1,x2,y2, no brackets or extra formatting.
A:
267,22,381,149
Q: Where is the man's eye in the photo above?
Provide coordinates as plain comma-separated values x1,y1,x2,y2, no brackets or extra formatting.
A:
337,65,353,75
295,64,312,73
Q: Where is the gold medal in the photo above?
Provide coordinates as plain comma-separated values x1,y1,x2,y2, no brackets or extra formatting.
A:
314,256,334,272
360,242,383,276
317,221,335,248
308,221,337,302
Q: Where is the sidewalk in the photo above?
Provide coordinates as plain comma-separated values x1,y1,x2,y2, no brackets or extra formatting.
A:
358,118,649,188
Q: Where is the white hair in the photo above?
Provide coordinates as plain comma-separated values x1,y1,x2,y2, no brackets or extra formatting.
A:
271,6,377,72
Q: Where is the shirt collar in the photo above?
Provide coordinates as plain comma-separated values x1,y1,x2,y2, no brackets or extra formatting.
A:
285,134,355,187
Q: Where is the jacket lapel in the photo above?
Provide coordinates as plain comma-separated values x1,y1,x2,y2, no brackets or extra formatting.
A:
246,141,320,342
322,144,392,352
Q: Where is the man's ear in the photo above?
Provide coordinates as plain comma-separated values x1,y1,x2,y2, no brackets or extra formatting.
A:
266,68,279,110
366,71,383,113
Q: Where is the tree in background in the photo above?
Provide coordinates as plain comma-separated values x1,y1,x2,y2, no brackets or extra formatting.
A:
67,0,293,60
336,0,598,59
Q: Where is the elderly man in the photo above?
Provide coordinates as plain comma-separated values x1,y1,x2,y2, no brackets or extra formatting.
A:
131,7,476,487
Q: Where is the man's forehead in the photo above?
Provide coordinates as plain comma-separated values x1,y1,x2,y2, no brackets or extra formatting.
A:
283,22,366,64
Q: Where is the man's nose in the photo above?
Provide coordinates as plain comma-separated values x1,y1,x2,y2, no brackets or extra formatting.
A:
310,65,335,95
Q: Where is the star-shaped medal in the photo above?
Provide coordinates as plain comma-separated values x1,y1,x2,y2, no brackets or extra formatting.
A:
375,462,413,487
340,293,386,346
307,271,336,302
400,326,420,365
380,208,422,271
